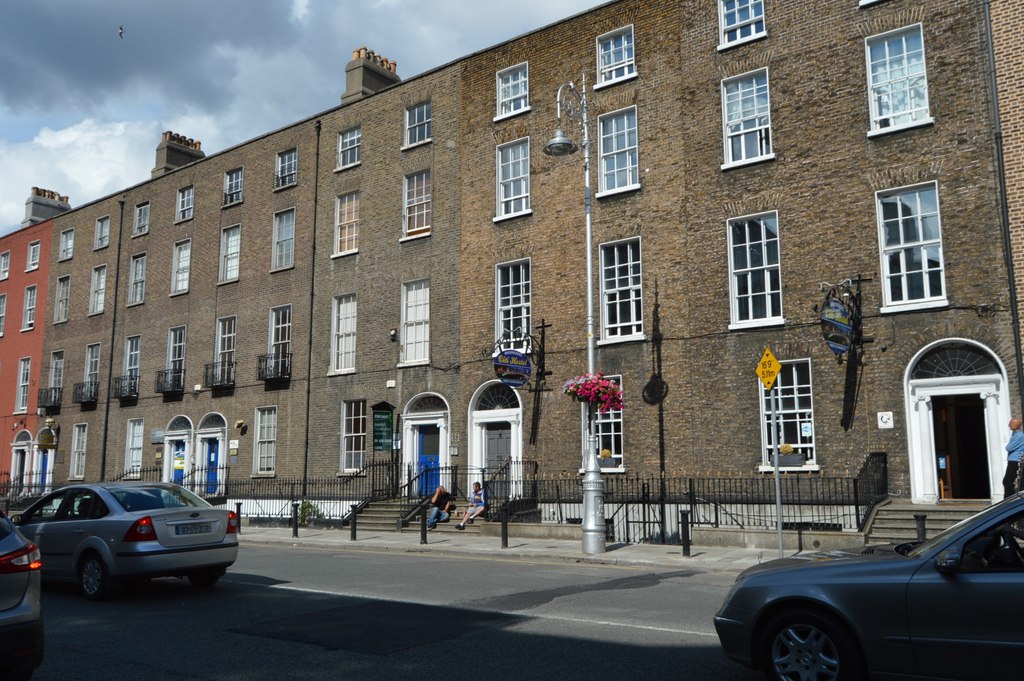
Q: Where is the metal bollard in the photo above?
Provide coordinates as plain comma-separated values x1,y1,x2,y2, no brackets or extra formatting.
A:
350,504,358,541
420,506,428,545
291,501,300,538
914,513,927,541
235,502,242,534
501,507,509,549
679,510,692,557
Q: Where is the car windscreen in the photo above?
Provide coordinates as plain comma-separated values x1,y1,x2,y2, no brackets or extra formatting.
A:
110,486,208,513
905,495,1018,558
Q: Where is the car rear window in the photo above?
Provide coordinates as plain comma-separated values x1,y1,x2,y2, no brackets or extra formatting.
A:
111,486,206,512
0,515,11,540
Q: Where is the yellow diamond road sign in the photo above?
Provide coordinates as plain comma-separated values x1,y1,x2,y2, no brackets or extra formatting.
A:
757,347,781,390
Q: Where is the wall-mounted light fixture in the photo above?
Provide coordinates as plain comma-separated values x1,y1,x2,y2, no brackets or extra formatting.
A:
389,328,398,342
193,384,202,396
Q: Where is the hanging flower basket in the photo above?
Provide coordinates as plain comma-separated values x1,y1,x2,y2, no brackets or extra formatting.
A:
562,372,624,413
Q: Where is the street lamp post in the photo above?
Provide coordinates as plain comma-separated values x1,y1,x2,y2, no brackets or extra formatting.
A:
544,76,605,555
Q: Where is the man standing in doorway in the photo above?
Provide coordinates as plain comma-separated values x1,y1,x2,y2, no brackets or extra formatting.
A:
1003,417,1024,498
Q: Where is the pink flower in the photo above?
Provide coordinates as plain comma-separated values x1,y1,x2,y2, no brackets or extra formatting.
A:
562,372,624,413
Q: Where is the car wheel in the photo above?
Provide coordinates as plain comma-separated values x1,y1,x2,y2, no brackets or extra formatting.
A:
78,552,112,601
760,608,864,681
188,569,223,588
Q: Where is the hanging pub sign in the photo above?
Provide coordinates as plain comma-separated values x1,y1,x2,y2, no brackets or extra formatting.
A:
494,349,532,387
820,285,858,357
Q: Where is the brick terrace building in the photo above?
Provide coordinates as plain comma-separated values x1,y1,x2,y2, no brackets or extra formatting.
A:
27,0,1023,508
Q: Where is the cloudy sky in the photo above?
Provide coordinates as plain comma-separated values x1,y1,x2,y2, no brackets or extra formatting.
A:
0,0,603,235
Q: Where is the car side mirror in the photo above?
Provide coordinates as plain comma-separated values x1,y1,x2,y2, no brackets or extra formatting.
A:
9,513,23,524
934,548,962,574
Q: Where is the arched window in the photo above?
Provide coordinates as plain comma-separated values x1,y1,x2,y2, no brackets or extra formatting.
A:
199,414,226,430
911,343,999,379
409,395,447,413
167,415,192,432
478,383,519,410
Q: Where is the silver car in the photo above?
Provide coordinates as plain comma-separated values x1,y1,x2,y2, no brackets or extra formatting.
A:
0,508,43,680
14,482,238,600
715,493,1024,681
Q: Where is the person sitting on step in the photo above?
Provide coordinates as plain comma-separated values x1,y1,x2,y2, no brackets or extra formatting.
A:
456,482,486,530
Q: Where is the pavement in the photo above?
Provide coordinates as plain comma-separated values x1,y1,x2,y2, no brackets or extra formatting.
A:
237,523,781,574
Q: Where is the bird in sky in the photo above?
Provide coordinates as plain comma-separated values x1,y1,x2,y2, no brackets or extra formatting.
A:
118,25,124,39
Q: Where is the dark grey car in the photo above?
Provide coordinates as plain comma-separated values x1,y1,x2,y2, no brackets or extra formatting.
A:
0,508,43,680
15,482,238,600
714,493,1024,681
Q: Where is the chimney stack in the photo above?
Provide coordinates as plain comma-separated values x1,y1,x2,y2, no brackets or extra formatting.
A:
22,187,71,227
341,46,401,105
151,131,206,178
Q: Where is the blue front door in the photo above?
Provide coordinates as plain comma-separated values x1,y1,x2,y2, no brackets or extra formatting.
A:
206,439,219,494
417,425,440,496
172,441,185,484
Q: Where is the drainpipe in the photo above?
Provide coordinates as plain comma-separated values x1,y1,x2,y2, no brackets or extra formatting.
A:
982,0,1024,410
301,120,322,497
99,197,127,480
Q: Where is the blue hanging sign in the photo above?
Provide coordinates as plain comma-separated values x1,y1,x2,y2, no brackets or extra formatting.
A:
821,296,855,356
494,349,531,387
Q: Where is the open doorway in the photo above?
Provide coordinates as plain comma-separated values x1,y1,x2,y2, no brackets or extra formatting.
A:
931,394,990,500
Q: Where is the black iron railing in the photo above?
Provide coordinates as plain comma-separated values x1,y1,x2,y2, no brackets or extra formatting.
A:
37,386,62,408
258,353,292,381
112,375,140,399
155,369,185,394
204,361,236,388
72,381,99,404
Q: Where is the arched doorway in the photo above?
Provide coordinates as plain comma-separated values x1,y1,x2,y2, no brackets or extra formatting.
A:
402,394,450,496
904,340,1009,503
11,430,31,495
197,413,227,495
468,382,524,499
163,415,194,485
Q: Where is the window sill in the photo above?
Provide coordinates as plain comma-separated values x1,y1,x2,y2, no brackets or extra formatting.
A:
721,154,776,171
273,182,297,192
859,0,887,6
127,301,144,308
217,278,239,286
729,318,785,331
270,264,295,274
867,118,934,138
25,266,39,273
717,32,768,52
20,326,34,332
251,473,277,478
337,470,366,478
93,244,109,251
132,229,149,238
493,106,531,123
221,200,243,210
597,333,645,346
399,232,431,244
401,139,433,152
329,368,356,376
879,299,947,315
593,72,638,91
331,249,359,259
169,290,189,298
397,360,430,368
334,161,361,173
58,256,72,263
596,184,641,200
173,217,193,225
493,209,533,224
758,464,821,474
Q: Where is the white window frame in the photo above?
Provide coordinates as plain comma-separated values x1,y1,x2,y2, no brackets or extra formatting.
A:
595,25,636,88
759,359,817,470
728,211,783,328
495,138,531,220
337,127,361,169
597,107,640,196
254,406,278,475
85,343,101,385
876,182,946,312
54,276,70,323
276,148,297,188
0,251,10,279
125,418,144,475
866,24,932,136
59,229,74,260
124,335,141,378
22,285,37,330
133,202,150,236
404,101,432,147
273,208,295,270
167,326,186,375
26,241,40,271
0,293,5,335
128,254,146,305
722,68,774,169
71,423,87,479
94,216,110,249
595,374,624,470
403,170,432,238
341,400,367,472
599,238,644,342
269,305,291,363
718,0,766,50
400,279,430,365
49,350,64,390
495,260,531,351
172,240,191,294
15,357,30,413
176,185,194,222
496,63,530,119
216,316,237,368
332,294,357,373
219,225,241,283
89,266,106,315
224,167,243,206
334,193,359,255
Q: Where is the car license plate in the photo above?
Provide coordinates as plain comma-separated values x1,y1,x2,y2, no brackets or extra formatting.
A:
175,522,211,535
